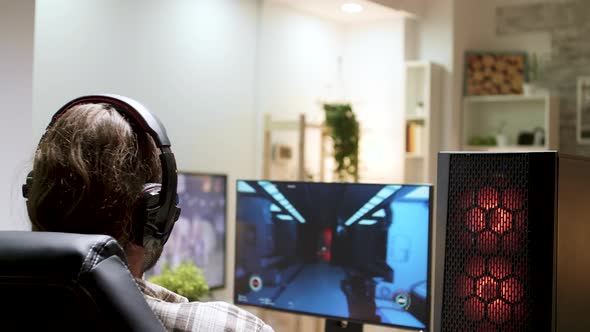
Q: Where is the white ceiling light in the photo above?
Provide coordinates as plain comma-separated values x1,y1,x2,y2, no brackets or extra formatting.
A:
341,2,363,14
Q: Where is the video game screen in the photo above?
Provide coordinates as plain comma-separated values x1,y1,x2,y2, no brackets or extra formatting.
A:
145,172,227,289
234,181,432,330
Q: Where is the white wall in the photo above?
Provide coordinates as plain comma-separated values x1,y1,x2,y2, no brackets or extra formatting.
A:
415,0,456,150
256,1,343,123
371,0,427,17
257,1,407,183
34,0,260,176
455,0,551,53
342,19,406,183
255,0,344,180
0,0,35,230
33,0,261,301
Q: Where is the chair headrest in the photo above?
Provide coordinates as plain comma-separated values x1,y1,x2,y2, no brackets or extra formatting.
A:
0,231,127,278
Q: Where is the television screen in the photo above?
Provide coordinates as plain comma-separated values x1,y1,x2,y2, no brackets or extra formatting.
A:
145,172,227,290
234,181,432,330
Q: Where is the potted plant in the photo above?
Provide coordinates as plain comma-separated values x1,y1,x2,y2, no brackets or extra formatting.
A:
148,261,209,301
323,103,360,182
468,135,497,147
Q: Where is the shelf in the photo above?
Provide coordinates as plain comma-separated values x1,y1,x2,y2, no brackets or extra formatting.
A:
463,145,549,152
406,115,426,122
462,91,559,153
403,61,442,183
464,94,548,103
406,60,430,68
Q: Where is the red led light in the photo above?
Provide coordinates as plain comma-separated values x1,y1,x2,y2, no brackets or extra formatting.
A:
466,256,486,277
488,257,512,279
456,275,474,298
476,276,498,301
502,188,525,211
466,207,486,233
464,297,485,321
476,231,499,254
501,277,524,303
478,186,499,210
490,208,513,234
488,299,511,324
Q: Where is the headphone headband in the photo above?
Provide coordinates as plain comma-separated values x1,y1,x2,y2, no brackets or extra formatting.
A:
50,94,171,147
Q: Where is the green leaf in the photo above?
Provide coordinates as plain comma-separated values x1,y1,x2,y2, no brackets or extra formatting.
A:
147,261,209,301
323,103,360,182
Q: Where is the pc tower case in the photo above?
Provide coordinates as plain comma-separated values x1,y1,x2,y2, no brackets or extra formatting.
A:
433,151,590,332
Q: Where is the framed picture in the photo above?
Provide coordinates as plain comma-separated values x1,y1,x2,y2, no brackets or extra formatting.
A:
464,51,527,96
577,76,590,144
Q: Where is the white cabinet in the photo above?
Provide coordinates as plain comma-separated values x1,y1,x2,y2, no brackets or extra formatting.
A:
403,61,442,184
462,94,559,151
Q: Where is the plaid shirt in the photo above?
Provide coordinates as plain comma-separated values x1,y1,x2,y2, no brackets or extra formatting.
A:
136,278,275,332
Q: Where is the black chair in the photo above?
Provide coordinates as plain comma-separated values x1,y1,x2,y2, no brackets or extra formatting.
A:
0,231,165,331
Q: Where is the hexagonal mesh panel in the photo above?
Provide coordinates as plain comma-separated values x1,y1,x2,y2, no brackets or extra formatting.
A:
441,154,530,332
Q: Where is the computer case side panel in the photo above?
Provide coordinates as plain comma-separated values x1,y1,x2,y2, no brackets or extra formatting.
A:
556,154,590,331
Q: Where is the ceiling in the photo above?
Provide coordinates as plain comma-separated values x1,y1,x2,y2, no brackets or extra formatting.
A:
270,0,408,23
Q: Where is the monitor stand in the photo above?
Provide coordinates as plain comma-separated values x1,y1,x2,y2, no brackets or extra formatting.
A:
325,319,363,332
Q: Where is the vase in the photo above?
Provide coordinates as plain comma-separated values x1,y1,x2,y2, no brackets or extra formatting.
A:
523,83,535,96
496,134,508,147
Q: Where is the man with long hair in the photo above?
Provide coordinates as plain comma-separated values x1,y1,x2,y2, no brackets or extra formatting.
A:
26,98,273,332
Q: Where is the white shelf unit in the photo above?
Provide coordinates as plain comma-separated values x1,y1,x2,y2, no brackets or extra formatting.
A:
403,61,442,184
462,94,559,151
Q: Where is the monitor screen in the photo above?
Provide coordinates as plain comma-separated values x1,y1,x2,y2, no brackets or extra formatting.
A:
145,172,227,290
234,181,432,330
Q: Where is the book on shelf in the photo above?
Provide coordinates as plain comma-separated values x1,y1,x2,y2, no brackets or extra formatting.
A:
406,122,424,154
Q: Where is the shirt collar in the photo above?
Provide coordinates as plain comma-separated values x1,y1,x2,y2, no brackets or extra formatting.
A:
135,278,189,304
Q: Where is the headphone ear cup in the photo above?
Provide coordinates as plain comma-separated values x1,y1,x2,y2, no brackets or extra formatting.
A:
142,183,162,208
134,183,180,246
131,183,162,246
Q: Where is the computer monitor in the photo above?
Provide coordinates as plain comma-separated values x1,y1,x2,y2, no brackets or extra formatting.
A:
145,172,227,290
234,181,432,331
